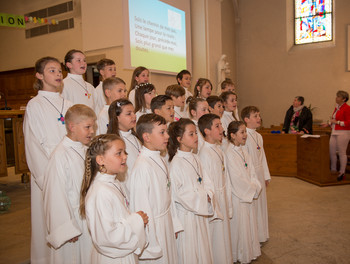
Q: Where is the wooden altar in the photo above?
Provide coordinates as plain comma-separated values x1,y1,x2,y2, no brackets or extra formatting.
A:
261,132,350,186
0,110,29,177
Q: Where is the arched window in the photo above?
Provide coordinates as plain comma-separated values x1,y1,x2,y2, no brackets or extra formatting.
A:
295,0,333,45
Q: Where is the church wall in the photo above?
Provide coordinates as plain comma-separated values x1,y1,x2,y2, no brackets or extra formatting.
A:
236,0,350,127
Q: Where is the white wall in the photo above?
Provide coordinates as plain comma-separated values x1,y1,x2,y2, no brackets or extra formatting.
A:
236,0,350,126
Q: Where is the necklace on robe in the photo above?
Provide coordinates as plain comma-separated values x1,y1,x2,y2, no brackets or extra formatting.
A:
70,147,85,161
42,96,65,124
234,147,248,168
112,182,129,208
70,77,91,98
210,146,225,172
174,109,181,121
182,155,202,184
149,156,171,190
123,133,141,153
248,131,261,150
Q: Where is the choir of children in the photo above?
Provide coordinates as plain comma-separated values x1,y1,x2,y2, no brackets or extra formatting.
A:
25,52,271,264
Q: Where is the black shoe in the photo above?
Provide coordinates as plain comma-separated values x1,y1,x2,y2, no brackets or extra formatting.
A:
337,173,345,181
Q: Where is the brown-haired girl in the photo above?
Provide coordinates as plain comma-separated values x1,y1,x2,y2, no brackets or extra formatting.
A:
62,49,96,112
168,118,215,263
80,134,148,263
107,99,141,192
193,78,212,99
220,91,239,135
127,66,150,106
24,56,73,263
134,83,156,121
224,121,261,264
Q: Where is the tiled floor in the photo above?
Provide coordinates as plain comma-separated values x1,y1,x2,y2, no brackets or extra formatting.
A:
1,167,350,264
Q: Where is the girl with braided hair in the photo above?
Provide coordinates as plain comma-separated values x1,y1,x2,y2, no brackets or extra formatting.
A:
80,134,148,263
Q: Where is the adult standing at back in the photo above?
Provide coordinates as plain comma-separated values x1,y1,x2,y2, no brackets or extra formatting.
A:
282,96,313,134
322,91,350,181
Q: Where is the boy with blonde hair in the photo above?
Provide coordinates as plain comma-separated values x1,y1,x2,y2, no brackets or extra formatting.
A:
43,104,96,263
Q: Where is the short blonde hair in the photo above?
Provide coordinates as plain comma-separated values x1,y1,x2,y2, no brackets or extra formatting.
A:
65,104,96,132
102,77,125,95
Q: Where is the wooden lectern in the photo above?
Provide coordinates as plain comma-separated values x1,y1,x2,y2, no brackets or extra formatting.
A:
297,135,349,186
0,110,29,178
261,131,350,186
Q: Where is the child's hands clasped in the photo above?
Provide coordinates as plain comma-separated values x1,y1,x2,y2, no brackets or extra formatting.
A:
137,211,149,226
68,236,79,243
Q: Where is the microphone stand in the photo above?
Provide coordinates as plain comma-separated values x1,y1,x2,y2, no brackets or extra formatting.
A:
0,92,12,110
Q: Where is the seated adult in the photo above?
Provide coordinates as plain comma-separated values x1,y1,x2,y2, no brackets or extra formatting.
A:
282,96,313,134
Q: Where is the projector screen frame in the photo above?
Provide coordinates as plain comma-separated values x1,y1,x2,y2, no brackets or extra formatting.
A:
122,0,192,76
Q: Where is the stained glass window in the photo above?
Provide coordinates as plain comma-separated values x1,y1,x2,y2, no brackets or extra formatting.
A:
295,0,333,45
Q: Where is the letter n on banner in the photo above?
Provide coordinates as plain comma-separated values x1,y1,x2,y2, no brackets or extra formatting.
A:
0,13,26,28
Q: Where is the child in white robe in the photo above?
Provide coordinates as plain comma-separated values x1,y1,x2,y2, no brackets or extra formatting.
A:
128,66,150,106
220,91,239,135
96,77,126,135
151,95,175,124
220,79,239,121
43,104,96,263
241,106,271,243
62,49,96,112
193,78,213,100
168,118,215,264
187,97,209,152
220,78,236,93
129,114,182,263
207,96,224,119
95,59,117,115
225,121,262,264
198,114,233,264
23,56,73,264
134,83,156,121
107,99,141,192
81,134,148,264
165,84,188,120
176,70,193,101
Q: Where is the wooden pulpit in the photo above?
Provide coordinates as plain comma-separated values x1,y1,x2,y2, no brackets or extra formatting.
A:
0,110,29,177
